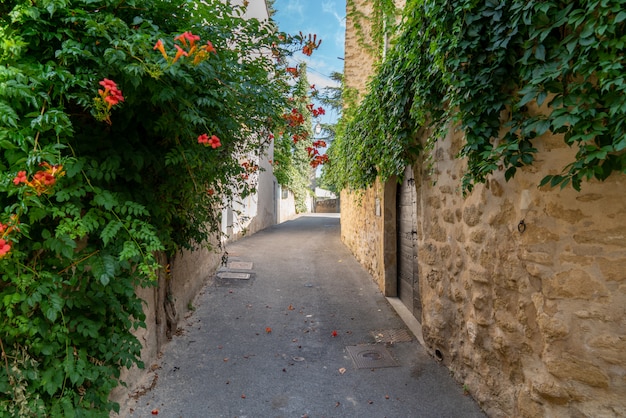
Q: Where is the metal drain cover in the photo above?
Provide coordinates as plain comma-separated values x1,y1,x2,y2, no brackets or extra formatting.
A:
346,344,399,369
371,329,413,343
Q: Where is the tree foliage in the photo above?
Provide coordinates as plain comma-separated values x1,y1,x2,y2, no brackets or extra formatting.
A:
329,0,626,193
0,0,320,414
273,63,327,212
317,71,345,194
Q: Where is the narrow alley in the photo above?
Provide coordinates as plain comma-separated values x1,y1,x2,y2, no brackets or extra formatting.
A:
125,214,485,418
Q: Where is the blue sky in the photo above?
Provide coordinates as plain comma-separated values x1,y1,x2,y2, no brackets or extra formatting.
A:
271,0,345,114
270,0,345,176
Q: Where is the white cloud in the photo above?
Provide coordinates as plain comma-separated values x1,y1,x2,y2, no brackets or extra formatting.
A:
321,1,346,28
308,71,340,91
285,0,305,18
289,54,342,86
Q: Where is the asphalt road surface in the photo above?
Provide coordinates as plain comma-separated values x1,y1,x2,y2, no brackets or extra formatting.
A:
124,214,486,418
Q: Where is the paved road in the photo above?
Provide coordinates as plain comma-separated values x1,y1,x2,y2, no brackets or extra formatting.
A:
125,214,485,418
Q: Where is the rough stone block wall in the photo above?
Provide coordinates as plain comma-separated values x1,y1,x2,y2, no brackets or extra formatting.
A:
344,0,376,98
416,128,626,417
340,185,385,290
315,198,340,213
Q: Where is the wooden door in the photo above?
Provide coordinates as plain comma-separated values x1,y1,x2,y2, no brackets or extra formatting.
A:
397,166,421,320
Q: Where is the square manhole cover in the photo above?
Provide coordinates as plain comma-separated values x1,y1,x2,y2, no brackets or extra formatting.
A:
228,261,253,270
346,344,399,369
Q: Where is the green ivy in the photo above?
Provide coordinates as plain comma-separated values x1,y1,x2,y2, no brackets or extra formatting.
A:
329,0,626,193
346,0,399,59
0,0,310,415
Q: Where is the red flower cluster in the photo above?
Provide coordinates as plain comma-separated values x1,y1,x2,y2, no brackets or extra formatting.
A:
240,160,259,180
13,171,27,185
292,131,309,144
0,215,20,259
306,146,317,158
312,107,325,118
13,162,65,195
306,103,325,118
306,140,329,168
154,31,217,65
98,78,124,108
174,31,200,47
286,67,299,77
0,239,9,257
241,161,258,172
283,108,304,127
310,154,329,168
198,133,222,149
299,33,322,56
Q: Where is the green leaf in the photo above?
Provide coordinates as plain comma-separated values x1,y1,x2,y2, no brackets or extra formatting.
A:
42,293,64,322
504,166,517,181
536,90,547,106
534,44,546,61
93,190,119,211
0,139,19,150
91,254,116,286
44,234,76,259
41,365,64,396
64,158,84,178
0,101,19,128
101,220,123,245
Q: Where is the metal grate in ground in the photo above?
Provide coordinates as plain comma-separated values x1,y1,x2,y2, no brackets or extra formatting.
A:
345,344,399,369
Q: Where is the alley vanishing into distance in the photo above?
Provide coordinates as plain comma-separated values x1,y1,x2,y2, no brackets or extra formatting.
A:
126,214,485,418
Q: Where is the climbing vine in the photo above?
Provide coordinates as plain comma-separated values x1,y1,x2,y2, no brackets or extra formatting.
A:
0,0,321,415
330,0,626,193
346,0,399,58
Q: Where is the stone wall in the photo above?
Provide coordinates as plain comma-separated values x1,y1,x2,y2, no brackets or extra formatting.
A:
111,243,222,411
340,179,397,297
315,198,340,213
344,0,376,97
340,185,384,288
416,127,626,417
340,1,626,417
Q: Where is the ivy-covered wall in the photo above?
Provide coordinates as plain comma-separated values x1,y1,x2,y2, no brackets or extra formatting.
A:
339,1,626,416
